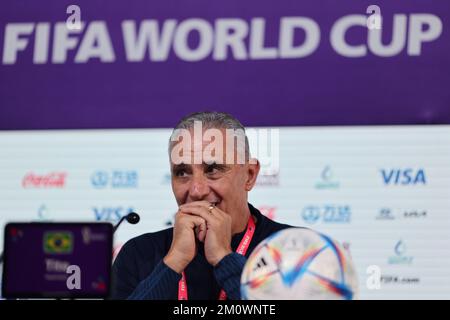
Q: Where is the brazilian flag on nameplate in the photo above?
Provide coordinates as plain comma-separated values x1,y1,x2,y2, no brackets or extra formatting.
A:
43,231,74,254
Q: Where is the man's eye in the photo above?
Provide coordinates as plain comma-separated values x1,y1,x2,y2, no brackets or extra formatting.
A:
206,167,218,174
174,170,188,177
205,164,222,175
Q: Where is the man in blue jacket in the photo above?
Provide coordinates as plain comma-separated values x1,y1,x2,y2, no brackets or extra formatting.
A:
111,111,292,300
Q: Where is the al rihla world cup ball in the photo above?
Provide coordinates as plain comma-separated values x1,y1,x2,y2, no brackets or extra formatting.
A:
241,228,358,300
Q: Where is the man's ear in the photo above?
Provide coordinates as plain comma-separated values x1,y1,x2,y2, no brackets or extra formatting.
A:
245,158,260,191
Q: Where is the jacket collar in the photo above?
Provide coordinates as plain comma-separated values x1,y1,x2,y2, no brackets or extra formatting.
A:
231,203,263,250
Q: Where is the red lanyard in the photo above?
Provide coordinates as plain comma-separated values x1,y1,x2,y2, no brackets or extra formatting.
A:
178,215,256,300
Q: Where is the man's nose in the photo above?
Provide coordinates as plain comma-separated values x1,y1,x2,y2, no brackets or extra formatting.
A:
188,173,210,201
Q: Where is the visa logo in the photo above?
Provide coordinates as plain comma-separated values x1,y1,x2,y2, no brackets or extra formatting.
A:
93,207,134,223
381,168,426,185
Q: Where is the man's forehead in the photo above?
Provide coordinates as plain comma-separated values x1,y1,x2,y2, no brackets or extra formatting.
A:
172,127,237,142
169,125,247,165
178,139,223,150
170,161,230,167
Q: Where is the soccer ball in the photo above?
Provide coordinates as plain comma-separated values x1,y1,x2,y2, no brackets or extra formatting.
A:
241,228,358,300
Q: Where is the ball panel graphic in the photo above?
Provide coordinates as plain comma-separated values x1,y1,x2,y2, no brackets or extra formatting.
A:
241,228,358,300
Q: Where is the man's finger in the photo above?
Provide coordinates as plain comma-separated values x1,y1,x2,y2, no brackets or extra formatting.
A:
180,201,214,211
178,212,207,229
181,201,228,220
196,223,207,242
179,205,217,225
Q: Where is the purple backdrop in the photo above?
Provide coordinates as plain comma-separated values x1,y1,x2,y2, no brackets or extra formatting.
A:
0,0,449,130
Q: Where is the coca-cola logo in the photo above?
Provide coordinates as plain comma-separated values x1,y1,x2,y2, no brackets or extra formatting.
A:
22,172,67,188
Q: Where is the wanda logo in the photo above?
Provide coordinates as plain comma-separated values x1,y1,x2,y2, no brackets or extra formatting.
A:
22,172,67,188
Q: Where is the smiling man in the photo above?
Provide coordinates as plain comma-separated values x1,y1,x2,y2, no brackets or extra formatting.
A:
111,111,292,300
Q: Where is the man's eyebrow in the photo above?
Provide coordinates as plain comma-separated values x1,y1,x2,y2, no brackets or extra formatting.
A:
203,160,217,165
202,161,229,168
171,163,189,170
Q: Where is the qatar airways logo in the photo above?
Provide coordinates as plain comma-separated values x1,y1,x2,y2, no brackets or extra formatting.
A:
22,172,67,188
1,13,443,64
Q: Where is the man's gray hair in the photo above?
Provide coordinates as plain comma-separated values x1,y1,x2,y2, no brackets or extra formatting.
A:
169,111,250,160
